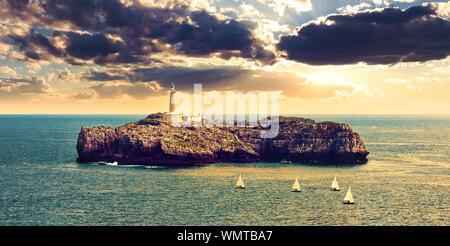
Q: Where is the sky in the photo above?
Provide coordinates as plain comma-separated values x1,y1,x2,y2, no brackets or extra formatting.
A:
0,0,449,114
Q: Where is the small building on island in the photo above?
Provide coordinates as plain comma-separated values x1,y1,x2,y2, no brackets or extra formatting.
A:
162,83,202,124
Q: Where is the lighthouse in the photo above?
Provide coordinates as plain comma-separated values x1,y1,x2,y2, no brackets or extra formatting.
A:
163,83,201,124
163,82,182,122
169,82,176,113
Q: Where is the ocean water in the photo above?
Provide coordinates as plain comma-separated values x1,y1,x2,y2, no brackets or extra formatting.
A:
0,114,448,226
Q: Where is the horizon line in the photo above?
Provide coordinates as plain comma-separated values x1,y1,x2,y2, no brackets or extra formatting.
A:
0,113,449,116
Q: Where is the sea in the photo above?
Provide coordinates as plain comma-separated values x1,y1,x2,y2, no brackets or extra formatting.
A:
0,115,448,226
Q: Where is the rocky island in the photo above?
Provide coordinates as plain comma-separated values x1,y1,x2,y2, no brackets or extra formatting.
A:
76,113,369,165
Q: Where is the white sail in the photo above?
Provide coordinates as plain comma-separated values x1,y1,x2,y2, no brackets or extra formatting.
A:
292,178,301,192
331,176,340,191
236,174,245,188
343,186,354,204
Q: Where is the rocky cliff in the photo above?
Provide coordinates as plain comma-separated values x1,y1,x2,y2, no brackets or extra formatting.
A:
76,113,369,165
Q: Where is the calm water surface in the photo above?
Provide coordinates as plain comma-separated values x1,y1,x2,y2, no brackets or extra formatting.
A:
0,115,448,225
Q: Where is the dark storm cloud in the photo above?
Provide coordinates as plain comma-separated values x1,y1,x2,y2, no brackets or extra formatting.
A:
130,66,249,90
43,0,187,37
166,11,276,64
3,29,125,63
79,65,356,99
3,29,62,60
277,5,450,65
83,70,130,82
63,32,122,60
79,66,248,90
0,0,276,65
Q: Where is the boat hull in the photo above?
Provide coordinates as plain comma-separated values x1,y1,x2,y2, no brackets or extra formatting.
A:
99,162,118,166
331,188,340,191
291,190,301,192
343,201,354,204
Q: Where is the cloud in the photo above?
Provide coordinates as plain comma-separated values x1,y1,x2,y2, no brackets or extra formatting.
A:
2,27,63,61
91,81,163,99
0,75,50,98
72,65,362,100
384,78,414,88
0,0,276,65
337,3,372,14
0,41,12,53
167,10,276,64
56,68,86,81
70,91,96,100
219,7,239,19
240,3,265,19
393,0,416,3
26,63,41,71
0,66,16,76
78,66,248,90
56,67,131,83
424,1,450,19
257,0,313,16
63,32,122,60
277,5,450,65
371,0,390,6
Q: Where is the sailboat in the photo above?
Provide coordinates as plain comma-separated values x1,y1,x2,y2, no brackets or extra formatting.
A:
343,186,354,204
99,161,118,166
330,176,340,191
236,174,245,189
291,177,301,192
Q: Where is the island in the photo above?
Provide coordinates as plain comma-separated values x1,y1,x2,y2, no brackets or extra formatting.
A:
76,113,369,165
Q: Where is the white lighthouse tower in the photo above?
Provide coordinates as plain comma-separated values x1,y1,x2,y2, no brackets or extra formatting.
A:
169,82,176,113
163,82,202,124
163,82,182,122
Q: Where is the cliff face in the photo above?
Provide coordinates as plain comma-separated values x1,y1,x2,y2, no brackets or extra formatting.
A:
76,113,369,165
